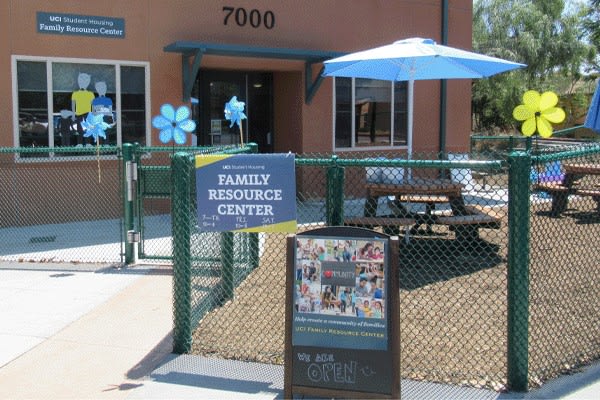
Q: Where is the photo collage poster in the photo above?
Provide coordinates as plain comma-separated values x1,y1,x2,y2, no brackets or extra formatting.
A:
295,236,386,319
293,235,389,353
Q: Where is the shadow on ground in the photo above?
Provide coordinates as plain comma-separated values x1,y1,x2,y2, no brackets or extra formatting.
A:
399,237,503,290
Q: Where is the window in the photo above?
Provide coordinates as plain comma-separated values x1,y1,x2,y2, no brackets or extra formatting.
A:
333,77,407,150
13,56,149,155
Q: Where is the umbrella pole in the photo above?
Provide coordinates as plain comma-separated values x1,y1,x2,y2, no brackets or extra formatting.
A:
407,79,414,180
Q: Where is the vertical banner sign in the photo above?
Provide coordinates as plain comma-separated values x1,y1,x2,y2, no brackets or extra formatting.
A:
285,226,400,399
195,153,296,232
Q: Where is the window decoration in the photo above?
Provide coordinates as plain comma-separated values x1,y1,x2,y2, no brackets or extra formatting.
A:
13,57,148,157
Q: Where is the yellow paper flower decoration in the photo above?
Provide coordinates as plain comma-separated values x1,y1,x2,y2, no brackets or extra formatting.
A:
513,90,566,138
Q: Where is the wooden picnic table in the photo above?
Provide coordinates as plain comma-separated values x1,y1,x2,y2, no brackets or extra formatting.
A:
344,179,500,241
535,162,600,215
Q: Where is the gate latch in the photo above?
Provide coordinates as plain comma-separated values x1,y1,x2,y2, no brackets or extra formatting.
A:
126,161,138,202
127,230,140,243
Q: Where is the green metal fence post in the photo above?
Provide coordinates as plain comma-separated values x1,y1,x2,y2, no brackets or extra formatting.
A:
326,155,345,226
507,150,531,392
122,143,136,265
220,232,235,304
132,142,142,259
172,152,193,354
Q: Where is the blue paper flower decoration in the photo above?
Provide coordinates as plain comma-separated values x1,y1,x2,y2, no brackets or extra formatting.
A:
81,112,111,143
152,104,196,145
224,96,247,128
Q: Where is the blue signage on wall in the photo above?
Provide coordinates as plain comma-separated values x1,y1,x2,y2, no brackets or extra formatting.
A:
195,153,297,232
37,12,125,39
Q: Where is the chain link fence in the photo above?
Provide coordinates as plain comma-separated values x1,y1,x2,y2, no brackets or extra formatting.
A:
0,146,123,264
1,141,598,393
528,144,600,387
0,144,253,266
172,145,600,393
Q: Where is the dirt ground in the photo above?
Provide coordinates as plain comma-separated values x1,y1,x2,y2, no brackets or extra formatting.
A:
191,194,600,392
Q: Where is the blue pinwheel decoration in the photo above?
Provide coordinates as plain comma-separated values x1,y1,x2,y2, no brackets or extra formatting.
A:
152,104,196,145
81,112,111,143
81,112,112,182
224,96,247,145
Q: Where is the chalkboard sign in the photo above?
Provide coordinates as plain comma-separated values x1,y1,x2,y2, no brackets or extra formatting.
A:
284,226,400,399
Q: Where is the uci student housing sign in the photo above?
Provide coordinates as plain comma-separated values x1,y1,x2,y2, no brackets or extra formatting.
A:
37,11,125,39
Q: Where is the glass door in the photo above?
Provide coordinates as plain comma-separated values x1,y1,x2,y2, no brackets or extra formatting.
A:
198,70,245,147
247,72,273,153
196,70,273,152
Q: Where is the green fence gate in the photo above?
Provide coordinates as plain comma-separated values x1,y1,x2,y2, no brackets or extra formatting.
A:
122,143,259,264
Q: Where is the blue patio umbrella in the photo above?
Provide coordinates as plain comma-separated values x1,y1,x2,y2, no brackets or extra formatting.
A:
322,38,526,158
584,81,600,133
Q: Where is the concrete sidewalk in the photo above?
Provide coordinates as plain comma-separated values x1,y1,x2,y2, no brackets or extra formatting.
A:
0,262,598,399
0,263,173,399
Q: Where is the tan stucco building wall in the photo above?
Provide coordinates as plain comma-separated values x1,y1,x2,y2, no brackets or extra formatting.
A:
1,0,473,154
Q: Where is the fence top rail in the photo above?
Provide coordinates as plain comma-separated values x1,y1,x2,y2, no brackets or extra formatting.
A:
137,144,253,154
532,143,600,163
471,125,590,140
296,156,505,171
471,134,524,141
0,146,120,154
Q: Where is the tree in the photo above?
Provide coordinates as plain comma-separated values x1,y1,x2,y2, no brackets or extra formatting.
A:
582,0,600,72
472,0,592,132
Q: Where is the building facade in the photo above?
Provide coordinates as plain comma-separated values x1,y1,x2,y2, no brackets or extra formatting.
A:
1,0,473,155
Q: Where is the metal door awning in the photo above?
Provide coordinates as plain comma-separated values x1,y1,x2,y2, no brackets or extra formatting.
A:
164,41,345,104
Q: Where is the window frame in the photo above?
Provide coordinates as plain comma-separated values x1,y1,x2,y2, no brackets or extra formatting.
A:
11,55,151,160
332,77,407,152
